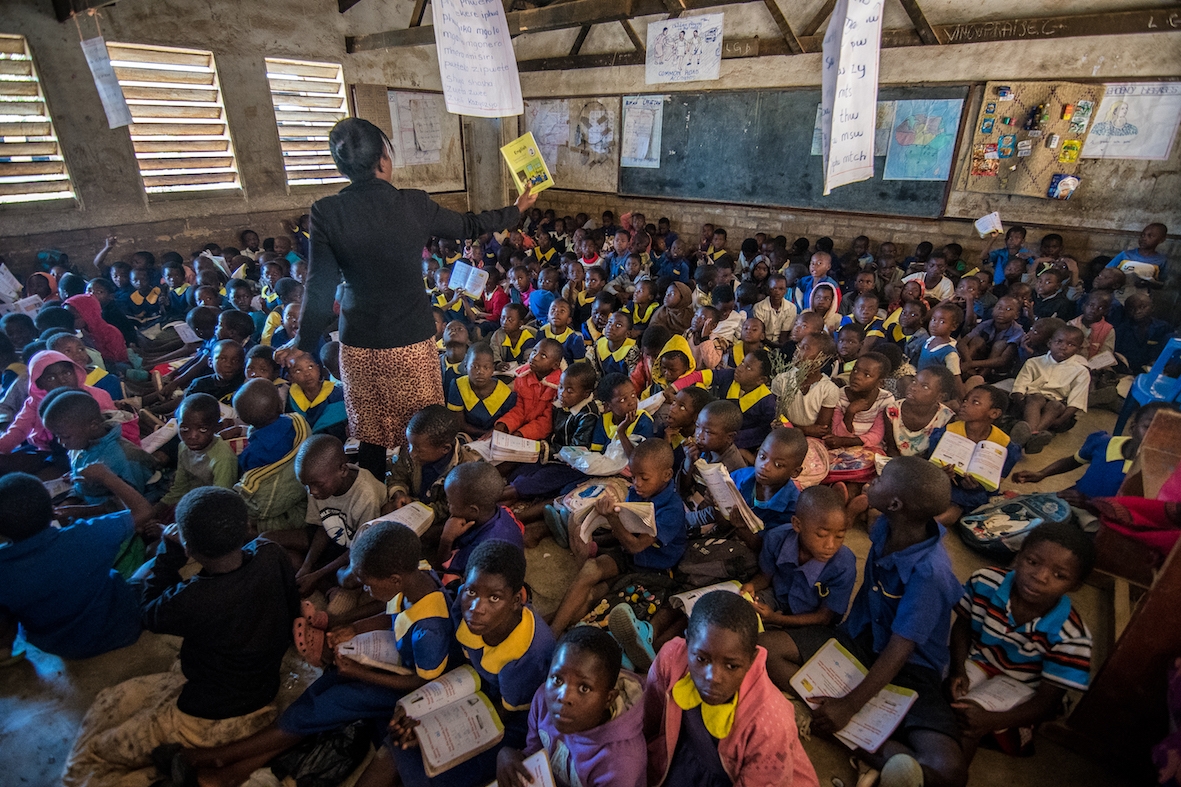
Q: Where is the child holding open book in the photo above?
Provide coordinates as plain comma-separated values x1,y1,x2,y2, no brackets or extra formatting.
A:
496,626,647,787
949,522,1094,762
775,457,967,787
926,385,1021,525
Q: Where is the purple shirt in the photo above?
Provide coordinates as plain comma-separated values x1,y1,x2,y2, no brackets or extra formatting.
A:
525,671,647,787
446,505,524,582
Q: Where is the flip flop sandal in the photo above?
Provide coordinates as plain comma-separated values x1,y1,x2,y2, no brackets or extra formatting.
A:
292,618,326,668
300,599,329,630
543,504,570,549
851,755,881,787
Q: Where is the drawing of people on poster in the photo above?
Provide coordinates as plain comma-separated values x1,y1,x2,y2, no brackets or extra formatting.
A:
645,13,723,84
1082,82,1181,161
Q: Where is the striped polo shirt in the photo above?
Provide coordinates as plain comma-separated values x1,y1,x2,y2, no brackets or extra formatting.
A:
956,566,1092,691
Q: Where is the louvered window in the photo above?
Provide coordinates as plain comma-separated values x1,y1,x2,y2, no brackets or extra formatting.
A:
265,58,348,186
0,34,75,205
107,41,240,195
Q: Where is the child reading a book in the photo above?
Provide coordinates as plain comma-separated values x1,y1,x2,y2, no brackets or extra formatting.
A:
949,521,1094,763
438,462,525,588
775,457,966,787
591,311,640,379
490,304,538,368
927,385,1021,525
496,626,647,787
495,338,563,441
179,522,456,787
379,539,555,787
447,343,518,439
386,405,479,534
711,349,777,460
550,439,686,634
1010,325,1090,454
156,393,239,522
64,487,299,787
590,373,655,456
642,590,819,787
0,468,150,662
744,485,857,689
1013,401,1176,505
541,299,587,364
680,400,748,537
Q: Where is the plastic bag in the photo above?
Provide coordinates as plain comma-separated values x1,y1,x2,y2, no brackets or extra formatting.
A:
559,438,631,476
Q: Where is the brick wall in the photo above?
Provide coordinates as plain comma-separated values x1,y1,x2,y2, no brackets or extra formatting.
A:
0,192,469,278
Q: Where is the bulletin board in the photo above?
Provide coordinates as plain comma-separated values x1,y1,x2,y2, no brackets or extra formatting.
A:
523,96,621,193
349,84,466,194
963,81,1104,199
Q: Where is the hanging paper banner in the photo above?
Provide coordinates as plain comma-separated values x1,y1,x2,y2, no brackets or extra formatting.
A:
80,37,132,129
432,0,523,118
820,0,884,195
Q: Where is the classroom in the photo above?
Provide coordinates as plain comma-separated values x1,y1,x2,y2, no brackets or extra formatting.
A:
1,1,1179,786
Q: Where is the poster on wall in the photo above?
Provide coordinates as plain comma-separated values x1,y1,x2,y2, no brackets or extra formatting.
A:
621,95,665,168
645,13,724,85
883,98,964,181
387,91,444,167
524,99,570,167
432,0,522,117
525,97,620,193
1081,82,1181,161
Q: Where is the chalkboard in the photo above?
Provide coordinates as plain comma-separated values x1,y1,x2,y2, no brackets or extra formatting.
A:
620,85,970,218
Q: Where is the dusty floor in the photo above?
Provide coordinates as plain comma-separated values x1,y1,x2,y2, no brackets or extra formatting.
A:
0,407,1136,787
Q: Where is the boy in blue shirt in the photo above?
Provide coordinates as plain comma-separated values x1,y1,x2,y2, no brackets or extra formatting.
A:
540,298,587,364
438,461,525,588
728,427,809,533
528,266,561,325
1105,221,1169,287
983,225,1033,286
0,467,150,662
745,484,857,689
177,521,457,787
781,456,967,787
550,439,687,634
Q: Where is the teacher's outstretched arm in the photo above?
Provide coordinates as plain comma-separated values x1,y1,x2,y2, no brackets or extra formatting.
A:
424,184,537,242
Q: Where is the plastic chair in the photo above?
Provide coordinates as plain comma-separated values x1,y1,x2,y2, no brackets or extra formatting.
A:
1113,336,1181,435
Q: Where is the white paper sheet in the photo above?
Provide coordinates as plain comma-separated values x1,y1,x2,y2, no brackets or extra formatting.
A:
80,37,132,129
621,95,665,168
432,0,523,118
820,0,884,194
645,13,724,85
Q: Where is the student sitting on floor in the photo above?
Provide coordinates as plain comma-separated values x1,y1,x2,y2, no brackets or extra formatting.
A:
949,522,1094,763
447,342,518,439
233,378,310,537
884,365,957,458
155,393,239,522
928,385,1021,525
679,400,748,538
385,404,479,532
959,294,1025,384
63,487,299,787
550,439,687,635
490,303,538,368
591,311,640,379
45,333,123,402
825,352,894,454
370,540,555,787
590,372,655,457
176,521,457,787
495,338,563,441
642,591,819,787
774,457,967,787
1010,325,1090,455
711,348,777,461
496,626,647,787
745,485,857,689
438,461,525,588
541,298,587,365
0,467,151,663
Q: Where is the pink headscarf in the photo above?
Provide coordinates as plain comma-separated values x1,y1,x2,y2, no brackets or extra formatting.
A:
64,294,129,364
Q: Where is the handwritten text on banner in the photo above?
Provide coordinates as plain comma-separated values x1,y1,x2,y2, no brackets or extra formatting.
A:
80,37,132,129
432,0,522,118
820,0,884,195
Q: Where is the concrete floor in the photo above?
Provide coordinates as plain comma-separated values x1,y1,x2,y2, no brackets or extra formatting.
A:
0,408,1134,787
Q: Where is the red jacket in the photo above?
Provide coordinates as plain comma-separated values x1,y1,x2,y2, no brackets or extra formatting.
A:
496,365,560,440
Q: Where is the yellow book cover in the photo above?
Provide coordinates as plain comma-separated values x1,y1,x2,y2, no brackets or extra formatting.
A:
500,132,554,195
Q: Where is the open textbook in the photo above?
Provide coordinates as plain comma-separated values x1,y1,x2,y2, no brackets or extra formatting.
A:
670,580,742,616
974,211,1003,238
397,666,504,777
485,750,555,787
449,261,489,299
790,638,918,753
694,459,765,533
928,431,1008,492
500,132,554,196
335,630,413,675
959,660,1036,712
574,501,656,545
364,501,436,537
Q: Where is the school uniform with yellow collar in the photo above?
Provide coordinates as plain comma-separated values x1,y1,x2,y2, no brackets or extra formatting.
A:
446,375,518,432
590,409,655,451
642,334,715,399
542,323,587,364
711,367,778,451
491,326,538,364
624,300,657,334
591,335,640,378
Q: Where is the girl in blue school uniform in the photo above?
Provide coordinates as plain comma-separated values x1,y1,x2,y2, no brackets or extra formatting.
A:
490,304,538,366
539,298,587,364
711,347,777,458
286,351,348,440
913,303,963,377
179,522,459,787
386,539,555,787
447,342,518,439
591,311,641,379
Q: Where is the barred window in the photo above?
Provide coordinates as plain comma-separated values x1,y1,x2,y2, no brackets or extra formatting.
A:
107,41,240,195
265,57,349,186
0,34,75,205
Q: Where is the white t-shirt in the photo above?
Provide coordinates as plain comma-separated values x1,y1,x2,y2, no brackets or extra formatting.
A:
903,271,954,302
305,466,389,547
783,375,841,427
753,297,798,341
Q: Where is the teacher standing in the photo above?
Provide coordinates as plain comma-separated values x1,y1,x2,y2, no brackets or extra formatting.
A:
281,118,536,476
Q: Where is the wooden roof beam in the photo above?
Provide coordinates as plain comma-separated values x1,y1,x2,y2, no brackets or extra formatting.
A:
762,0,803,55
897,0,939,45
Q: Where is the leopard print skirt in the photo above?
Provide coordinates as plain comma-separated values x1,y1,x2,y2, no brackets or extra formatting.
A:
339,338,443,450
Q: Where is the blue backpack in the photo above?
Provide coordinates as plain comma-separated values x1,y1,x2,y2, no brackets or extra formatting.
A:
957,494,1074,559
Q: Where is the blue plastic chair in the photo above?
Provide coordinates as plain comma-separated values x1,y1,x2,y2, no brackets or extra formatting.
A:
1113,336,1181,435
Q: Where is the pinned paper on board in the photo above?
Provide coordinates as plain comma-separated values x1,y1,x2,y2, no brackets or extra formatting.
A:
621,95,665,168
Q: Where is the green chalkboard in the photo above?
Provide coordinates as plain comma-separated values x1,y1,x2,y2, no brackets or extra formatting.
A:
619,85,970,218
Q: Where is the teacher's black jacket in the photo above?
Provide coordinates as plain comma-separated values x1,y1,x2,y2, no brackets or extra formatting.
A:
298,178,519,354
